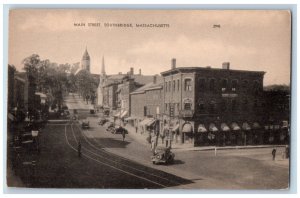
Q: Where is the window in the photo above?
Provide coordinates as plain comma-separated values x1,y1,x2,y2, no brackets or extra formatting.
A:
183,99,192,110
209,100,216,113
209,79,215,91
165,103,168,112
173,80,176,91
221,79,228,92
165,82,167,92
184,103,192,110
220,99,227,112
242,80,248,91
168,81,171,92
198,78,205,92
231,99,238,112
177,79,180,91
198,99,205,112
253,80,260,95
231,80,238,92
184,79,192,91
242,98,248,110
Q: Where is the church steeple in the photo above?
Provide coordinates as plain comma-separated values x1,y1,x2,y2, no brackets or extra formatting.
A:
81,47,90,72
101,56,106,75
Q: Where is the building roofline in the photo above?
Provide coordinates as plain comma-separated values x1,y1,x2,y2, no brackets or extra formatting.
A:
160,67,266,76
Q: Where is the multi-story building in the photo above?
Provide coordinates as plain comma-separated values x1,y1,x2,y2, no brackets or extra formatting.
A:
116,68,155,119
129,75,163,133
161,59,266,146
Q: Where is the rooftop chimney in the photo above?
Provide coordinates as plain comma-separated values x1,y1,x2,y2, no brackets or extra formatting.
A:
139,69,141,75
222,62,230,70
153,75,157,84
171,58,176,69
130,67,134,75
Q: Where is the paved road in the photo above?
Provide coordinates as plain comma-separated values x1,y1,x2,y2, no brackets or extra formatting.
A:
65,93,289,189
8,93,288,189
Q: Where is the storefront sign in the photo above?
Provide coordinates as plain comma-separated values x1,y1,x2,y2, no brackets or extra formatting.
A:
222,93,238,98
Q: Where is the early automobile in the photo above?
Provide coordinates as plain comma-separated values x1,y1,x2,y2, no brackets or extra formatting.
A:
105,122,115,132
98,118,108,125
151,146,175,165
81,119,90,129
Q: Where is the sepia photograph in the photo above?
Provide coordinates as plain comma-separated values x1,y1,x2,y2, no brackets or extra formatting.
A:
6,8,291,190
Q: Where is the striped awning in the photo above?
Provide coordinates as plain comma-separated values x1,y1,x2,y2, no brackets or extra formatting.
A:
146,119,156,127
139,118,154,126
231,122,241,131
182,123,193,133
220,123,230,132
114,111,121,117
120,111,128,118
198,124,207,133
209,123,218,132
172,124,180,132
242,122,251,131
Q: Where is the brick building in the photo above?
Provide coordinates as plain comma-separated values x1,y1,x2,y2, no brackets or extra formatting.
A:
129,75,163,133
161,59,267,146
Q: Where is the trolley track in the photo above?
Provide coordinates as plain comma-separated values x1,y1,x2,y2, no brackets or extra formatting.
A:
64,123,192,188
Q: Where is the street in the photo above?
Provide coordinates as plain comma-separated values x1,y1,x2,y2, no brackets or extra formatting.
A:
7,93,289,189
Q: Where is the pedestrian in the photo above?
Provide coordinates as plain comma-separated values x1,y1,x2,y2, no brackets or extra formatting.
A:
78,141,82,157
122,128,126,141
272,147,277,161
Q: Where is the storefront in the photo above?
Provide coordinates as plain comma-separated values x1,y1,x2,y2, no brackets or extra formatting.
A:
242,122,252,145
182,122,194,144
230,122,240,146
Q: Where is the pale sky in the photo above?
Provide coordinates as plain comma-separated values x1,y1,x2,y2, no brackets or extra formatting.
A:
9,9,291,85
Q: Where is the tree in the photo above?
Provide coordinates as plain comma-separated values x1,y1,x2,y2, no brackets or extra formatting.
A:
23,54,41,117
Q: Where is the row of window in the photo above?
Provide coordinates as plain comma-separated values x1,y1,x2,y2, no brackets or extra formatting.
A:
164,99,260,113
164,78,261,93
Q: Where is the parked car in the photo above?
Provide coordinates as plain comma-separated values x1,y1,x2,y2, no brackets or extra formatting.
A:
98,118,108,125
105,122,115,132
21,132,39,152
82,119,90,129
90,109,95,114
151,146,175,165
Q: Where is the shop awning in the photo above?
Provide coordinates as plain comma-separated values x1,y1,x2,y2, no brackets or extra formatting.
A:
231,122,241,131
198,124,207,133
220,123,230,131
146,119,156,127
253,122,261,129
242,122,251,131
182,123,193,133
209,123,218,132
172,124,180,132
120,111,128,118
139,118,153,126
114,111,121,117
124,116,137,121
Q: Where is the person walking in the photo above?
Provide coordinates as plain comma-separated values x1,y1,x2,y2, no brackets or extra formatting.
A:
272,147,277,161
122,128,126,141
78,141,82,157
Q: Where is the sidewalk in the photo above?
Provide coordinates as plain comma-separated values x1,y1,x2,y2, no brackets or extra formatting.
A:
123,124,287,152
